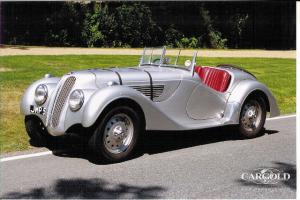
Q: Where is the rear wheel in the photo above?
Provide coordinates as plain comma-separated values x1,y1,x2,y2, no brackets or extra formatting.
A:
238,96,266,139
88,106,143,162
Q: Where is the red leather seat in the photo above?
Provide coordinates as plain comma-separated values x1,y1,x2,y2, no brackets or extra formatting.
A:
194,66,231,92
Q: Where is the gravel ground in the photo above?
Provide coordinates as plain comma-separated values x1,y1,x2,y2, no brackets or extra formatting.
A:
0,46,295,58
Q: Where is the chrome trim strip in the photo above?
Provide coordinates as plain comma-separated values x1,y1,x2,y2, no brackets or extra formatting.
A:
143,70,153,100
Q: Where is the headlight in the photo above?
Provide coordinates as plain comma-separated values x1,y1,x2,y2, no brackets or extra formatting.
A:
69,89,84,111
34,84,48,105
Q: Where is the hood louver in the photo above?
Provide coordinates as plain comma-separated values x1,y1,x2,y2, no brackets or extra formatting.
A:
130,85,164,101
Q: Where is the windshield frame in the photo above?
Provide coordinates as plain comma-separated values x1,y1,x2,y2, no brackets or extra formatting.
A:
139,46,198,75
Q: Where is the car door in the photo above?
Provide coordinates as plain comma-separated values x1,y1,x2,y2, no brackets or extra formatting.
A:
186,83,227,120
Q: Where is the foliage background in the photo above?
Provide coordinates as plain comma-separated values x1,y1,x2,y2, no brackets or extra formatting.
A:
1,1,296,49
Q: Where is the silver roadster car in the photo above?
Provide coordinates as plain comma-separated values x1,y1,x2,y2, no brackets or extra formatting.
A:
21,47,280,162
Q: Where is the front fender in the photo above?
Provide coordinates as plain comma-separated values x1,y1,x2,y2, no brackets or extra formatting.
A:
20,77,60,117
225,80,280,123
82,85,179,129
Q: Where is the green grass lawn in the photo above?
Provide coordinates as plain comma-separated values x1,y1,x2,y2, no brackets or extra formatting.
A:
0,55,296,153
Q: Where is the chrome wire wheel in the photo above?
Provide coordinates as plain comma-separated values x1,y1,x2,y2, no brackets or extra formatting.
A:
240,100,262,132
103,113,134,154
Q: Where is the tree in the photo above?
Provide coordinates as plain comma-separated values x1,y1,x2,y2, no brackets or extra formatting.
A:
229,13,249,48
113,3,159,47
198,5,227,48
44,2,87,46
82,3,116,47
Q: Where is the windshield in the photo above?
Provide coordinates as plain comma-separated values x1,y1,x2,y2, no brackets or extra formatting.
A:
140,47,165,65
139,47,198,70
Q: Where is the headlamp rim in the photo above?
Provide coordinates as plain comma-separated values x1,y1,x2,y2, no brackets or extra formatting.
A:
69,89,84,111
34,84,48,105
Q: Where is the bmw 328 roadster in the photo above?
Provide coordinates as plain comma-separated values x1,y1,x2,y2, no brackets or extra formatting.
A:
21,47,279,162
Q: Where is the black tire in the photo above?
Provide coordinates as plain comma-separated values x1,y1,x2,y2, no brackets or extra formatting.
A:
25,116,53,146
238,95,267,139
88,106,143,162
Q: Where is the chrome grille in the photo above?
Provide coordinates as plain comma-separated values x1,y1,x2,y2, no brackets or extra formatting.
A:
51,76,76,127
130,85,164,100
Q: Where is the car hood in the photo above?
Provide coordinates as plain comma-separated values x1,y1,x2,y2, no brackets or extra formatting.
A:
89,66,186,88
58,70,98,91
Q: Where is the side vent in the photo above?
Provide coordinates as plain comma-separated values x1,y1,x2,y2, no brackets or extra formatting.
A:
152,85,165,99
130,85,164,100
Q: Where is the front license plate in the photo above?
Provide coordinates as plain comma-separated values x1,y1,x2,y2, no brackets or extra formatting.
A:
30,105,46,115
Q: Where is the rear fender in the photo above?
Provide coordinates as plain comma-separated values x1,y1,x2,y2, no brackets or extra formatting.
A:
224,80,280,124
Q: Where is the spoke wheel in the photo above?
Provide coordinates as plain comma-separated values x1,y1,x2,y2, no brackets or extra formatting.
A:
238,96,266,139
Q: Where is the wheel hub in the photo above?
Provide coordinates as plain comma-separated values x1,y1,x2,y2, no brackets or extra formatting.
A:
247,107,256,118
103,113,134,154
241,101,262,132
113,125,124,137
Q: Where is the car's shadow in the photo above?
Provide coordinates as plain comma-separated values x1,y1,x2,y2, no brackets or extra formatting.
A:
1,177,166,198
32,127,278,165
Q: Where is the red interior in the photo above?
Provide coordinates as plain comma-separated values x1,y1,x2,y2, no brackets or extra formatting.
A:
194,66,231,92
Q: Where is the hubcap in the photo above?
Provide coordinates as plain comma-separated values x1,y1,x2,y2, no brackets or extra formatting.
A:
241,100,262,132
103,113,134,154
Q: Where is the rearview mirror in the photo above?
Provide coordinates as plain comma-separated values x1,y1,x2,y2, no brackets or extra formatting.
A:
184,60,191,67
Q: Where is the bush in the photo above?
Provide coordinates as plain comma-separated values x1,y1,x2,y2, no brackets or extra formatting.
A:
179,37,190,48
188,37,198,48
208,31,227,49
165,26,184,47
175,37,199,48
165,26,199,48
46,29,69,46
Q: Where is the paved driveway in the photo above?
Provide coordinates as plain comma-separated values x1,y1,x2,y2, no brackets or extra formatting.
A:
0,116,296,198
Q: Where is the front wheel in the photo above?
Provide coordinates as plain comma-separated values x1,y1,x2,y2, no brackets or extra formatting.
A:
238,96,267,139
25,116,53,146
88,106,143,162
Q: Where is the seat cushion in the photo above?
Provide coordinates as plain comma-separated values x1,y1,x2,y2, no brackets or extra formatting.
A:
194,66,231,92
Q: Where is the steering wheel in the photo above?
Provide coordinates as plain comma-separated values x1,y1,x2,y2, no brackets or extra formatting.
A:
152,58,160,64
